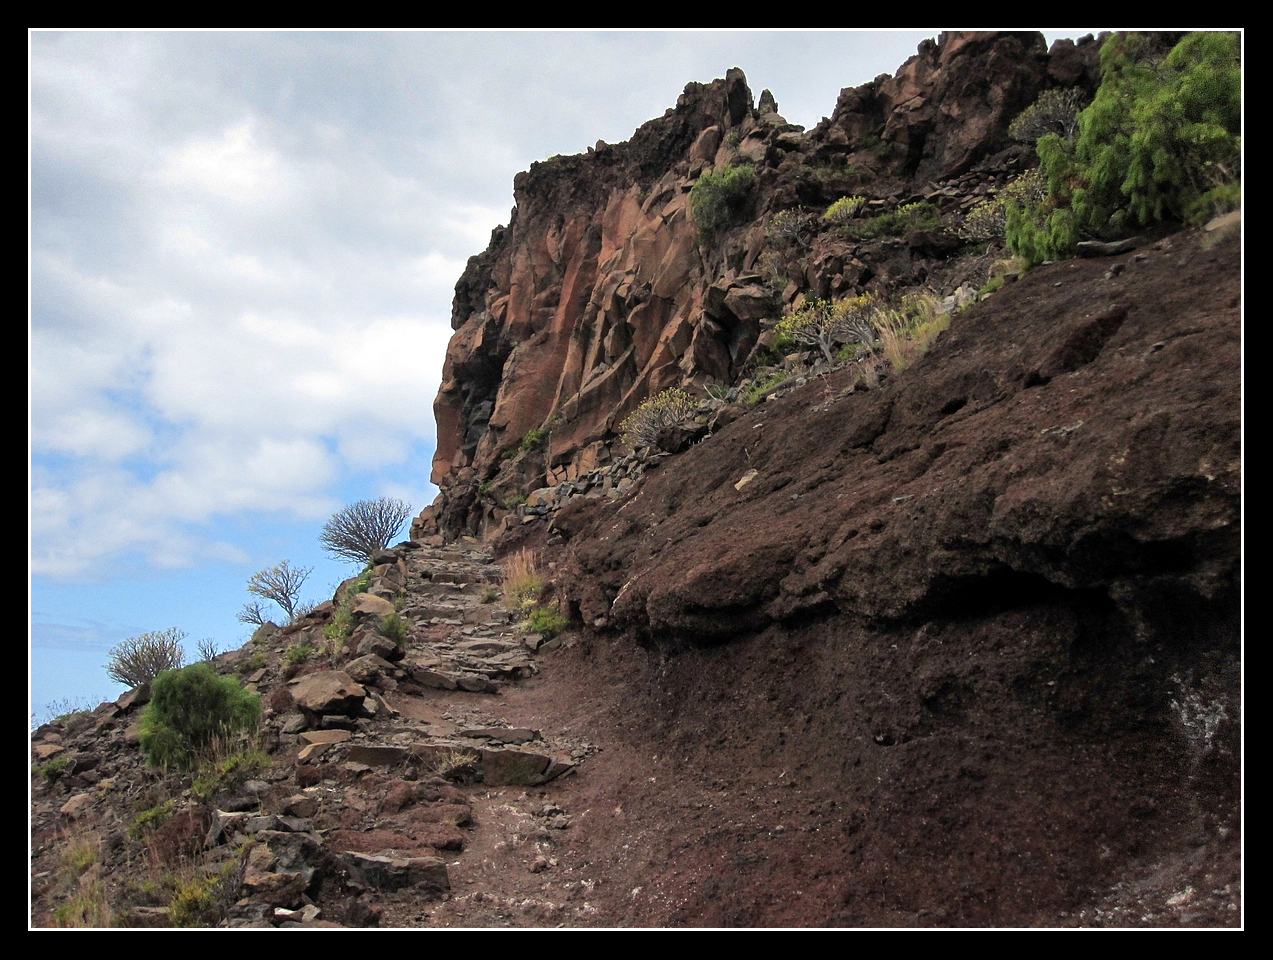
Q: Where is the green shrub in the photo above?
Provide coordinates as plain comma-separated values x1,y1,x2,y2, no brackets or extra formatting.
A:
169,874,220,927
166,858,246,927
518,426,548,455
128,800,175,841
752,326,798,367
191,745,269,801
617,388,700,451
324,601,354,643
690,163,756,241
105,628,187,689
324,567,372,643
524,604,568,639
978,275,1005,298
138,663,261,771
835,342,863,363
743,370,790,406
1077,32,1239,230
34,754,72,782
1008,32,1241,263
380,612,408,646
283,643,314,666
852,201,939,239
237,650,268,675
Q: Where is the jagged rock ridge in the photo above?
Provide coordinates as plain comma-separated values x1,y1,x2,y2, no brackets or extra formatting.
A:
425,32,1104,539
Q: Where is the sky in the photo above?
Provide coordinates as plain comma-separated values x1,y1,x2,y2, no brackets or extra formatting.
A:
29,29,1104,724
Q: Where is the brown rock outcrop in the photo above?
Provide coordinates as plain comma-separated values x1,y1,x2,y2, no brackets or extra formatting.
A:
426,34,1103,540
560,227,1239,650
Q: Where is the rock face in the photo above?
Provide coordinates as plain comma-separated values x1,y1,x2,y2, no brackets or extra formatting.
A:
561,232,1240,646
426,32,1103,540
545,221,1240,928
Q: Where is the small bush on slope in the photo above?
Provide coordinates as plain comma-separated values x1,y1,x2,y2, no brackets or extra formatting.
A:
690,163,756,241
139,663,260,771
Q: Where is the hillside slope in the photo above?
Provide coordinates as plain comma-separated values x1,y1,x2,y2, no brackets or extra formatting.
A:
542,219,1240,926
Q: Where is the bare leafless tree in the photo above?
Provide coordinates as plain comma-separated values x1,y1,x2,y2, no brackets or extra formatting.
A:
105,628,187,688
319,498,413,566
245,560,313,622
236,600,270,626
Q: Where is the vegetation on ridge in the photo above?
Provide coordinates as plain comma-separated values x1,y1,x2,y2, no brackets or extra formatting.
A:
1007,31,1241,262
690,162,756,241
320,497,413,566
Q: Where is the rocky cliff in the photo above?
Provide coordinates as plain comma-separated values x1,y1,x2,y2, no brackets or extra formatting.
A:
425,31,1104,539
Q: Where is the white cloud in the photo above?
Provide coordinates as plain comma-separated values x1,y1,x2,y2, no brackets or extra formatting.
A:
161,119,289,205
34,30,1056,584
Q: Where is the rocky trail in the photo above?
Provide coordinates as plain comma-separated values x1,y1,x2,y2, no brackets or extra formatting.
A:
31,541,619,927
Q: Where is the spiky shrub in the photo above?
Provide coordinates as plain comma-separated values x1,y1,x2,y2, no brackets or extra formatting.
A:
106,628,187,689
1009,87,1087,143
138,663,261,771
775,293,880,366
823,194,867,225
689,163,756,241
618,388,700,451
960,198,1007,242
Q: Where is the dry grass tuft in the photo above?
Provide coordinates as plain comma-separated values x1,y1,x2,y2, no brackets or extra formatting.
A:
500,549,544,613
874,292,949,374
